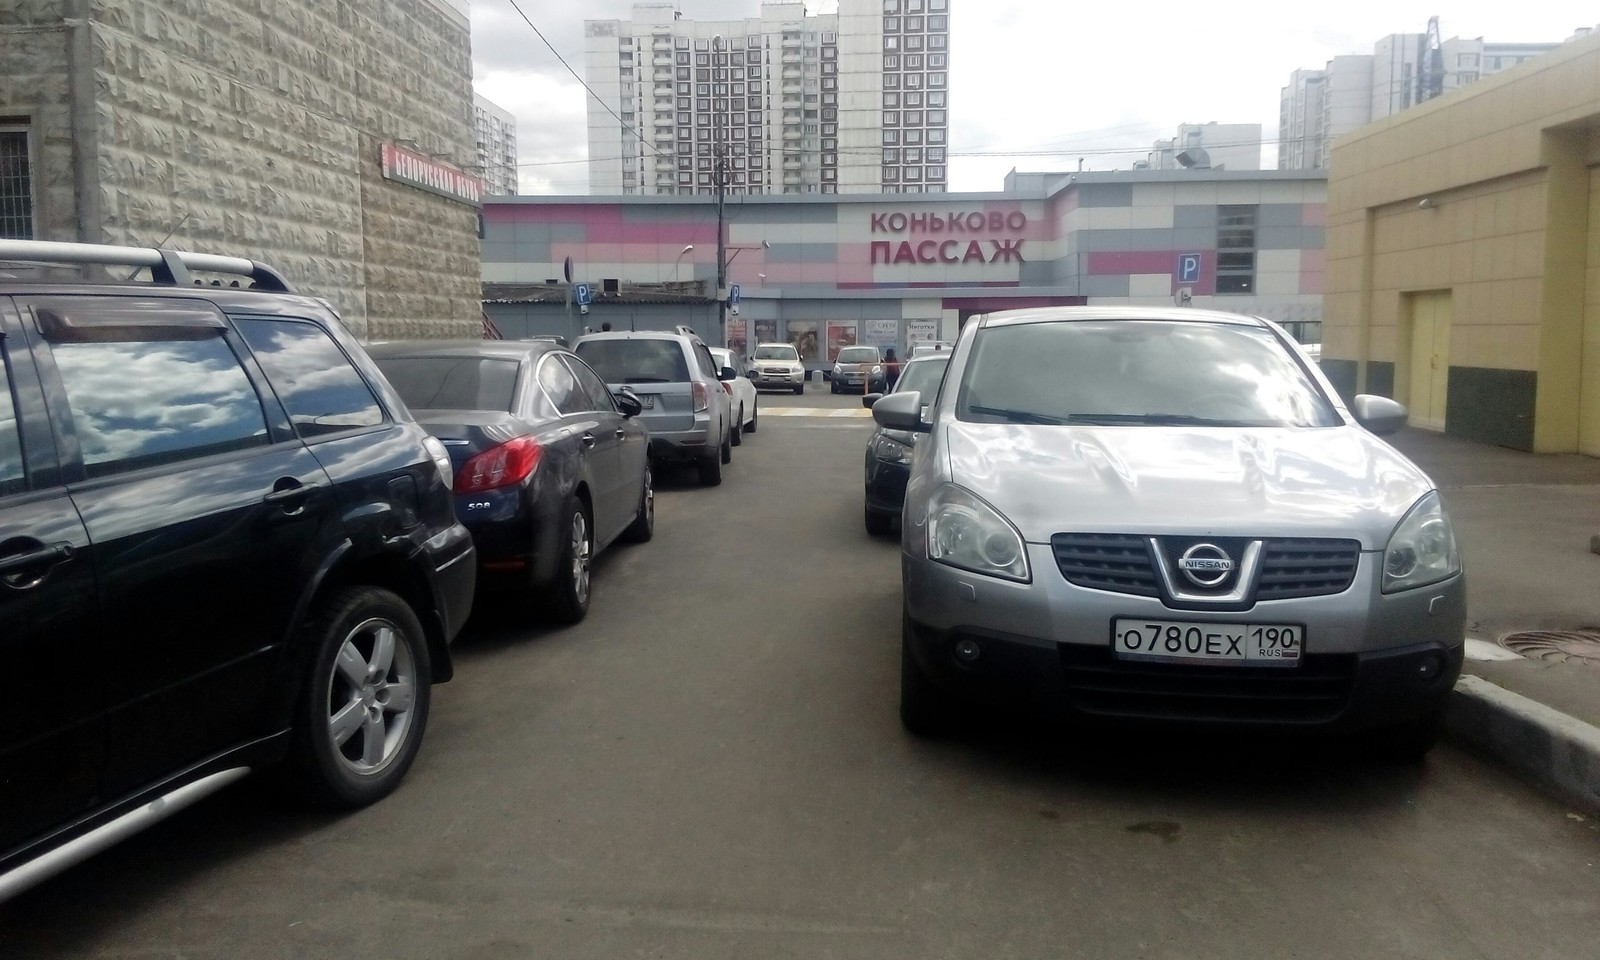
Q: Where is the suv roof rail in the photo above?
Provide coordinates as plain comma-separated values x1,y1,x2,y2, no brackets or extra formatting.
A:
0,239,295,293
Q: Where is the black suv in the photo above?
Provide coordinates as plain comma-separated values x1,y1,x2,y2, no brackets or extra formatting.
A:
0,241,476,901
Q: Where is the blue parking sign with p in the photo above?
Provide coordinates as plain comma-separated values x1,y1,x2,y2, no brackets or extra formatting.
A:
575,282,592,306
1177,254,1201,284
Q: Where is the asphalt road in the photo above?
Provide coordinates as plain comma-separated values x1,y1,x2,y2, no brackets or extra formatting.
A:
3,384,1598,959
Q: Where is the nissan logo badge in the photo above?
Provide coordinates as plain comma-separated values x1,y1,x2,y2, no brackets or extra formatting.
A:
1178,543,1234,588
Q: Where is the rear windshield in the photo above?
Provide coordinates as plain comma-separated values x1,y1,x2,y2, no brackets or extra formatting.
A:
754,344,798,361
576,338,691,384
894,356,949,400
957,320,1340,428
837,347,879,364
375,356,520,413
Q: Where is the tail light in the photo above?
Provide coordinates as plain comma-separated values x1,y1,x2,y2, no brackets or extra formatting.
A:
691,381,710,413
455,436,542,493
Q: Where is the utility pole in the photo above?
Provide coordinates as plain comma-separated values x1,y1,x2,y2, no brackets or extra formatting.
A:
713,34,728,348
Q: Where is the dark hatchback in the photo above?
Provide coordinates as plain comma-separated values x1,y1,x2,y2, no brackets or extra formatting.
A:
369,340,653,625
862,352,950,536
0,240,475,902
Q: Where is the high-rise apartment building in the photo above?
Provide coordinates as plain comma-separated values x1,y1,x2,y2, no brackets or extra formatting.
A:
1279,24,1593,170
474,94,519,196
583,0,950,196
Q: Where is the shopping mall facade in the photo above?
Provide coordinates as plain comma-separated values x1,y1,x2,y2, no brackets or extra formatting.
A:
481,169,1327,368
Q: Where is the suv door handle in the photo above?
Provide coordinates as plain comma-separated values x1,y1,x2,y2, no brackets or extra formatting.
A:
614,427,627,439
263,479,322,514
0,541,75,586
580,433,597,448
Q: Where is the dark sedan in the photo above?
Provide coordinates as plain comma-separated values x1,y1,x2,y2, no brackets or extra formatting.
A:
370,341,653,624
862,353,951,535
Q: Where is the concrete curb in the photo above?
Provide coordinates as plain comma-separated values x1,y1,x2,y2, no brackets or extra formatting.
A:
1446,675,1600,815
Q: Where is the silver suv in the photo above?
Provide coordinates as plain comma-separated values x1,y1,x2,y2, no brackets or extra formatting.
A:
877,307,1464,759
574,330,735,486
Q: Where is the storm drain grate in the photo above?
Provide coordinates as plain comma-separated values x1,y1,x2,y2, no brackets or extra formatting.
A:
1499,631,1600,667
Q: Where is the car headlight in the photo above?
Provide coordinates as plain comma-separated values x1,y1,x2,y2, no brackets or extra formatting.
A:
832,363,843,376
872,431,913,464
926,483,1030,582
1382,491,1461,594
872,364,884,376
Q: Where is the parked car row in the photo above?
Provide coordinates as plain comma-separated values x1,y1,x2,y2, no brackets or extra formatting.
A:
862,306,1465,761
0,243,756,904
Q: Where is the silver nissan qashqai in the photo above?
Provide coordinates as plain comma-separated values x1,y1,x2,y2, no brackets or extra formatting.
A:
878,307,1465,758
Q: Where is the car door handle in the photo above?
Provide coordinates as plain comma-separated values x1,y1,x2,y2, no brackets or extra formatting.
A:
580,433,597,448
0,541,75,585
614,427,627,439
263,480,322,512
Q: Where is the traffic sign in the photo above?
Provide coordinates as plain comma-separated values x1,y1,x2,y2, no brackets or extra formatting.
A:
728,283,741,316
1177,253,1202,284
574,282,592,306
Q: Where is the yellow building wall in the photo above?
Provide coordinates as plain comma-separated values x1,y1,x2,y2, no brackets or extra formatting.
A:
1324,30,1600,452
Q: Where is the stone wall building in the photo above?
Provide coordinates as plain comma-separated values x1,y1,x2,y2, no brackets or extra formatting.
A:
0,0,482,339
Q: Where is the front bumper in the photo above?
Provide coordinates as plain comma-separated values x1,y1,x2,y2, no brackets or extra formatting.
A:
752,369,804,387
902,544,1466,731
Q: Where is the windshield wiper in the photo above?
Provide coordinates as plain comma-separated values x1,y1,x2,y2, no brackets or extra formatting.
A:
966,404,1070,425
1064,413,1264,426
623,376,672,384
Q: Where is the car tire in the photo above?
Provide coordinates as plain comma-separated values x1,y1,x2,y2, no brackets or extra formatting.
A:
287,586,431,809
698,449,723,486
747,400,757,433
831,381,839,394
543,496,593,625
622,462,654,543
793,384,804,395
864,504,893,536
720,427,733,464
900,613,958,737
1370,710,1445,763
731,405,744,446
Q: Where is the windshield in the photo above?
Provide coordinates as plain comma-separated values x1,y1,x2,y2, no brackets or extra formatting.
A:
575,338,691,384
755,344,798,361
957,320,1340,428
836,347,880,364
374,356,520,413
709,349,734,369
893,356,950,401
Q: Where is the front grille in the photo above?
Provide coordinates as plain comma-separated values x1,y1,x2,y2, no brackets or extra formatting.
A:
1257,539,1360,600
1052,534,1158,598
1059,646,1357,723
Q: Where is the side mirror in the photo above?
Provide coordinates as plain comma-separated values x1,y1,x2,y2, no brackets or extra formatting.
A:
745,369,759,380
719,366,737,382
1350,394,1407,436
861,392,883,409
872,390,930,433
614,387,644,419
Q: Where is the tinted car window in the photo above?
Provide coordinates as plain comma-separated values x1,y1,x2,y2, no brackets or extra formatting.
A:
537,354,585,416
894,356,950,401
51,336,269,478
238,319,385,438
575,339,691,384
754,344,797,361
958,320,1340,428
375,356,520,413
0,345,25,495
837,346,880,364
561,355,617,412
694,344,718,378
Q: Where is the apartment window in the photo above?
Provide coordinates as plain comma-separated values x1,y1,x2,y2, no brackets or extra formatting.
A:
822,138,836,150
930,0,946,8
883,111,900,125
906,55,923,69
906,35,923,50
676,67,690,80
678,82,691,94
883,168,900,182
697,129,711,141
678,111,690,124
884,55,899,68
928,109,945,124
928,92,947,108
822,62,835,74
822,92,836,105
928,147,945,161
733,82,746,95
696,98,710,111
930,15,947,29
884,36,899,50
697,114,711,127
822,169,836,181
695,38,709,50
904,129,923,144
884,92,900,107
903,148,921,163
822,77,836,89
822,123,836,135
885,16,901,30
929,72,945,87
675,37,689,48
929,54,945,68
884,0,899,10
883,130,900,144
822,107,837,119
930,34,946,48
905,110,923,124
619,67,634,77
1458,53,1479,68
804,123,819,133
697,84,710,96
928,165,945,179
905,74,922,88
1458,72,1480,83
1215,204,1257,294
907,16,923,30
715,84,728,95
905,167,922,181
884,74,900,88
883,148,899,162
750,80,762,93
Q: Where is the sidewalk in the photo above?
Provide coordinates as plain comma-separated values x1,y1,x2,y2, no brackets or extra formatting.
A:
1386,428,1600,813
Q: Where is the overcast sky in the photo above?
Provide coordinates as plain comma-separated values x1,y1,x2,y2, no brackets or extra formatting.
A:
470,1,1596,195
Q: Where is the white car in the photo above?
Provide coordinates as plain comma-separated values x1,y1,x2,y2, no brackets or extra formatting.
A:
710,347,759,443
750,342,807,394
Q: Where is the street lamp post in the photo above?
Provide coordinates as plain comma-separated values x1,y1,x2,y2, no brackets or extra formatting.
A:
672,244,694,283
